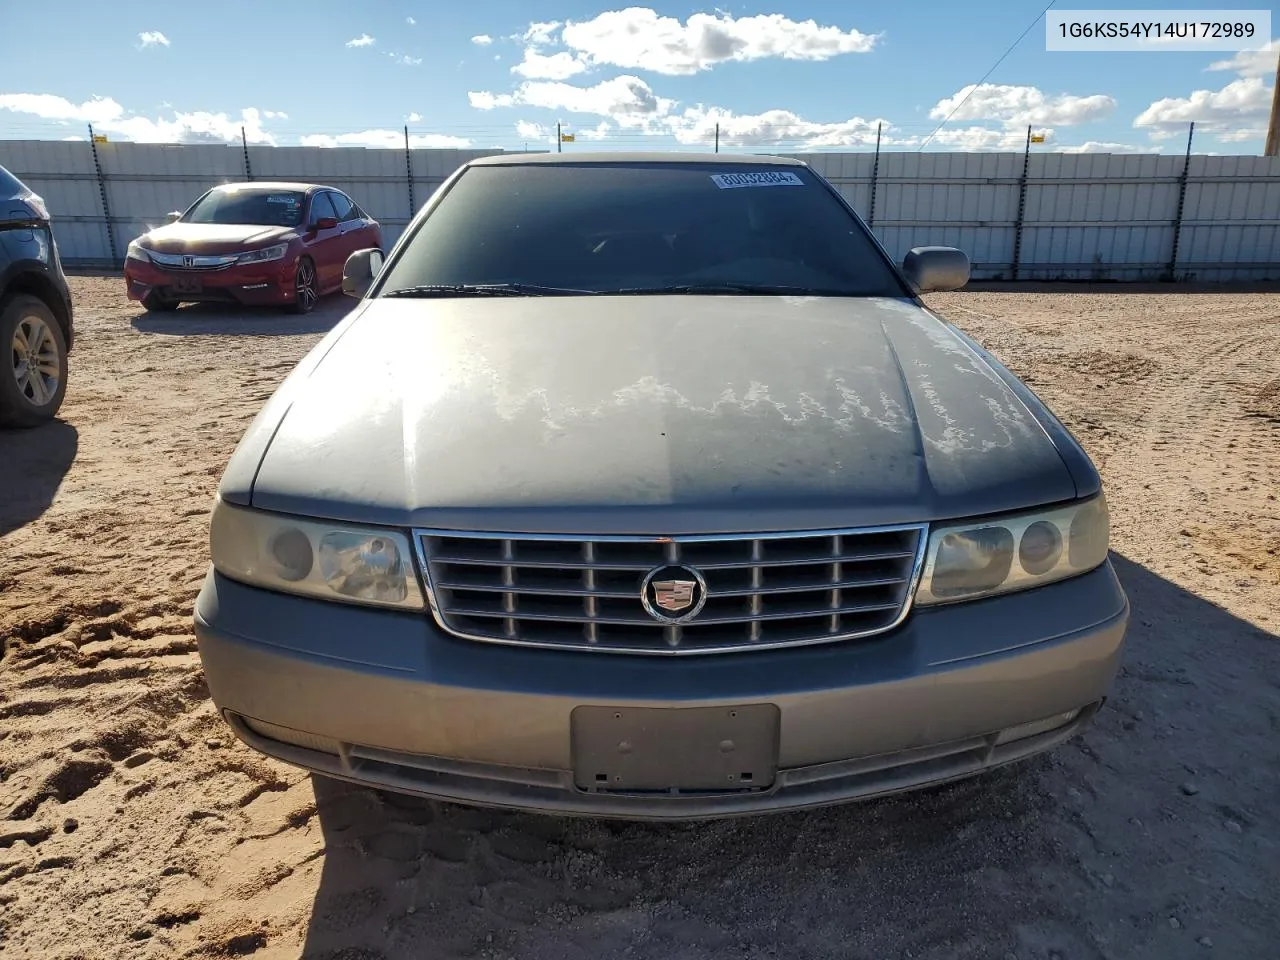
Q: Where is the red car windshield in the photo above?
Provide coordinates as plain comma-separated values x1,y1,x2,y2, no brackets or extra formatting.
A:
184,188,306,227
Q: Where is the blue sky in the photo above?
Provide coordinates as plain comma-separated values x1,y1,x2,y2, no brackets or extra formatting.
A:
1,1,1276,153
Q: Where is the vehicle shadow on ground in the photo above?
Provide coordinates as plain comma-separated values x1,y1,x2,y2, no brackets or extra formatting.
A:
296,553,1278,960
0,419,77,538
129,295,351,337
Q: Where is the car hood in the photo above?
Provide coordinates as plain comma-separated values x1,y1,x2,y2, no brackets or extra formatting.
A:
141,222,295,253
237,295,1085,534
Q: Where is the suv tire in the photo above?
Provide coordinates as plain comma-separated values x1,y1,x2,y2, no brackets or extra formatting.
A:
1,294,68,428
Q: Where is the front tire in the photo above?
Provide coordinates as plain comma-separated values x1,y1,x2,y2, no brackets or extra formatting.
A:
290,257,318,315
142,291,179,312
1,295,68,428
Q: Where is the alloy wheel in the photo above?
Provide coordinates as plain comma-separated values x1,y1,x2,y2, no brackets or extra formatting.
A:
11,312,61,408
295,260,318,312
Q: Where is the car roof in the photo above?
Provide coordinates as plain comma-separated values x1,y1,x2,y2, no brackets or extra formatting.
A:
210,181,333,194
466,152,807,168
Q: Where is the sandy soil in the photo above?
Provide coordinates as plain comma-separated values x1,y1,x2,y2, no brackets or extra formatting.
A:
2,277,1278,960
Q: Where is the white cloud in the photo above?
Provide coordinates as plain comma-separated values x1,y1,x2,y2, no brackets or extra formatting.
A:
1207,39,1277,78
510,9,878,78
513,50,587,80
515,120,551,143
922,126,1044,150
578,120,613,141
263,110,288,120
300,129,471,149
389,53,422,66
407,111,423,122
1134,76,1272,139
468,91,511,110
1056,141,1162,154
474,73,1115,152
469,75,674,125
137,31,170,49
407,16,416,26
930,84,1116,127
0,93,278,144
346,33,375,48
664,105,882,147
523,21,561,46
471,34,493,45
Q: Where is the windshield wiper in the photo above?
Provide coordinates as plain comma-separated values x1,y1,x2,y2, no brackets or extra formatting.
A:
607,283,844,297
381,283,592,298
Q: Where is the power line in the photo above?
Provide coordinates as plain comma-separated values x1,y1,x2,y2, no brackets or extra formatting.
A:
917,0,1057,151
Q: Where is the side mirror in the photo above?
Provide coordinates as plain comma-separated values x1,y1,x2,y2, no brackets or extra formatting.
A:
313,216,339,231
902,246,970,293
343,248,384,299
164,211,182,224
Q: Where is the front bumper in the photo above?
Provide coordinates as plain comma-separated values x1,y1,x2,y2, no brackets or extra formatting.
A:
124,259,296,306
194,562,1129,820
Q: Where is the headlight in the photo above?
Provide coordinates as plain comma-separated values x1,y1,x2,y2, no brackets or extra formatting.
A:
209,498,424,610
914,495,1109,606
25,194,49,220
126,239,152,262
236,242,289,264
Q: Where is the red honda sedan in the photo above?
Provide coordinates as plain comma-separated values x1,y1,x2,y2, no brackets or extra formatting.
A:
124,182,382,314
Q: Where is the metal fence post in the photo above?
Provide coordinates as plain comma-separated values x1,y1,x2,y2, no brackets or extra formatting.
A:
241,126,253,180
714,122,720,154
1010,125,1032,281
867,121,882,230
404,125,415,218
87,124,117,266
1166,121,1195,281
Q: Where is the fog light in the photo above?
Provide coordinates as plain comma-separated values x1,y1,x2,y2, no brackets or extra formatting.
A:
993,709,1081,746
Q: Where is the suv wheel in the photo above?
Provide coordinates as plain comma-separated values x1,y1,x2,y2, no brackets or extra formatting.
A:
1,294,68,428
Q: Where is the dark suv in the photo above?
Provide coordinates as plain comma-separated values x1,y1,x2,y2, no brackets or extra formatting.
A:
1,163,74,427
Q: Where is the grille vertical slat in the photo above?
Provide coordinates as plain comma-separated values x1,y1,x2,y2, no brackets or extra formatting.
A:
419,526,925,656
583,543,599,645
749,540,764,643
830,534,843,634
664,540,682,648
501,539,517,639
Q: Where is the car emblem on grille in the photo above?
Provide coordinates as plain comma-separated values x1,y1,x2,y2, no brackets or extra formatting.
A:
641,564,708,623
183,255,195,268
654,579,695,611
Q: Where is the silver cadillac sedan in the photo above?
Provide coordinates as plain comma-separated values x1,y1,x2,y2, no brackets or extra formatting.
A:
194,153,1129,819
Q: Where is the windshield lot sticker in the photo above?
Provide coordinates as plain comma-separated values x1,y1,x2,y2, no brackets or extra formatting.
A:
710,171,804,189
266,195,298,205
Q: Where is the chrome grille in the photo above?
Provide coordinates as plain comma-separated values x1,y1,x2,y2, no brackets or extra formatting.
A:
147,250,239,271
416,527,927,655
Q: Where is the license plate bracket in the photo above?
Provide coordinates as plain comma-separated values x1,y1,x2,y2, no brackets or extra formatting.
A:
172,277,203,295
571,704,780,792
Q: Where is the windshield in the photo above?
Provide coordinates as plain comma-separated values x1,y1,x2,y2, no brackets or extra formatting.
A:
183,188,306,227
375,163,907,298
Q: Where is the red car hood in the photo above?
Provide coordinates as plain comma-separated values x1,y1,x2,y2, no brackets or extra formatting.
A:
142,223,296,254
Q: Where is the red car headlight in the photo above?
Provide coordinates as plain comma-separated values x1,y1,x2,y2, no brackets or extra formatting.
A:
236,242,289,265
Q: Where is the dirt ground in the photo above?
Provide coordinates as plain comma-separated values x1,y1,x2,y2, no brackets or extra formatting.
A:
2,277,1278,960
